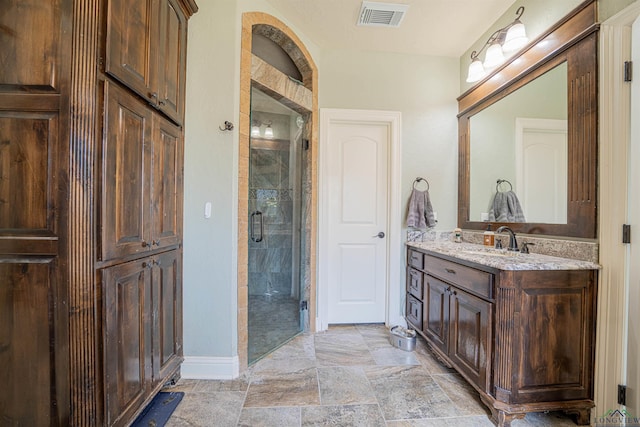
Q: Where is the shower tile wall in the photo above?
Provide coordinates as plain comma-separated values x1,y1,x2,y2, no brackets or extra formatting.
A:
249,148,294,297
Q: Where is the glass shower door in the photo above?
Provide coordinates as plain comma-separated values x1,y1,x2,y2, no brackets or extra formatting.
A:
248,87,304,364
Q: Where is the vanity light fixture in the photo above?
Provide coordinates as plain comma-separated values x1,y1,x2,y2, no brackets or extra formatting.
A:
251,121,261,137
250,120,275,138
466,6,528,83
263,122,274,139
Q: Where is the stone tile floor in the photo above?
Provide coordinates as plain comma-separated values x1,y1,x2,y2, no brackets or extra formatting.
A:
165,324,581,427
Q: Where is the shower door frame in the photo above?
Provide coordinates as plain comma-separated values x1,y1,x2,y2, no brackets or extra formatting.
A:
247,90,309,363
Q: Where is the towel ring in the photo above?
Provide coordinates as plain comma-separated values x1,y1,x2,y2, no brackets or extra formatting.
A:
496,179,513,192
413,177,430,191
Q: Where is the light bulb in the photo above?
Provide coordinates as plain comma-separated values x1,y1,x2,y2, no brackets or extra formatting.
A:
503,21,528,53
483,42,505,69
251,125,261,137
264,124,274,139
466,59,486,83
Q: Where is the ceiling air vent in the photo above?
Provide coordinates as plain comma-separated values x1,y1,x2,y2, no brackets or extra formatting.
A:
357,1,409,27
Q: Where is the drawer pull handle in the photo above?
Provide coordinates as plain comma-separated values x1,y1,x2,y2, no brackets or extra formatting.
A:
445,268,456,274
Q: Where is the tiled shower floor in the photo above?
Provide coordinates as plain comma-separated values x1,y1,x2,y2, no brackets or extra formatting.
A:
166,324,581,426
248,294,301,363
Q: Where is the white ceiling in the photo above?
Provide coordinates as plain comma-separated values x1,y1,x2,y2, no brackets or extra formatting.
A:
264,0,517,58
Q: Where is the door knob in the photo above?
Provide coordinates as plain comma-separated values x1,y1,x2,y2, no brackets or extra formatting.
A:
373,232,385,238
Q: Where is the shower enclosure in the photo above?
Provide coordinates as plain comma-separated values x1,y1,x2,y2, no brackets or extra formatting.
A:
248,87,307,364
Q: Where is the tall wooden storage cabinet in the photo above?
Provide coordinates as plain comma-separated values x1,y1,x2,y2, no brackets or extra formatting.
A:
0,0,197,425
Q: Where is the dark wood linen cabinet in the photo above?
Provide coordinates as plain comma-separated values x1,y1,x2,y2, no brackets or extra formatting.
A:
0,0,197,425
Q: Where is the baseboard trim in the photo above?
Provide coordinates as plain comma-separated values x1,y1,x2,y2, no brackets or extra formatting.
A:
181,356,240,380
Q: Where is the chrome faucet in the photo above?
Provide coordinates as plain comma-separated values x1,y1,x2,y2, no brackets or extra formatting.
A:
496,226,519,251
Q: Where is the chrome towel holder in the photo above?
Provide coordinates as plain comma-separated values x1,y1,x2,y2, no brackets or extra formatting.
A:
413,177,430,191
496,179,513,192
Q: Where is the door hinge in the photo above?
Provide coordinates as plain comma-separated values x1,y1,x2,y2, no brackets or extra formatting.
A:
302,139,310,151
625,61,633,82
623,224,631,244
618,384,627,405
300,300,308,310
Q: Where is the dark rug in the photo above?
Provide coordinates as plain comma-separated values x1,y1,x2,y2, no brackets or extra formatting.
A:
131,391,184,427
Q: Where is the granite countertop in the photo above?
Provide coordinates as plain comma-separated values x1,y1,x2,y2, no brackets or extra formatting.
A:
407,241,601,271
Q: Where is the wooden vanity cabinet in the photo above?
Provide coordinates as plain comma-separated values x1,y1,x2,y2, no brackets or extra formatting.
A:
406,247,597,426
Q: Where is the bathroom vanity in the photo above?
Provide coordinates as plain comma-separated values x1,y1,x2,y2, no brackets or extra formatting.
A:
441,1,601,423
406,242,598,426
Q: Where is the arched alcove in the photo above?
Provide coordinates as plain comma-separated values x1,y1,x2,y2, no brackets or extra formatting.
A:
238,12,318,370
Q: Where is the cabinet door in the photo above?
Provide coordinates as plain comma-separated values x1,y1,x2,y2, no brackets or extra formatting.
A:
151,116,183,249
423,275,450,355
449,288,491,392
512,270,595,403
1,0,71,417
101,82,153,261
152,250,183,384
156,0,187,123
105,0,157,104
103,259,153,427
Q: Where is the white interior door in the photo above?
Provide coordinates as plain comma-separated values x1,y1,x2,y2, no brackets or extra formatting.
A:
324,118,389,324
515,118,568,224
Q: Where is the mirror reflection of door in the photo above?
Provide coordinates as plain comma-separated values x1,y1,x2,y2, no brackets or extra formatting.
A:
515,118,568,224
468,62,568,224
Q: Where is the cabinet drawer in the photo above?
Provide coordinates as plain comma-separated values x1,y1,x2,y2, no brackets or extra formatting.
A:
406,294,423,330
425,255,493,299
408,249,424,270
407,268,424,300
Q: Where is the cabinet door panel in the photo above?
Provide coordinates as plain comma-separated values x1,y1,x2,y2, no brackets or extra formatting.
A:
103,259,153,426
0,0,65,92
0,112,58,232
152,250,182,383
514,271,594,402
449,288,491,392
424,275,449,354
0,260,65,425
102,82,152,261
105,0,156,102
156,0,187,123
152,116,182,249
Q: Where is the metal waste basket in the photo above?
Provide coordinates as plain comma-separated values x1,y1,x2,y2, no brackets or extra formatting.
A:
389,326,416,351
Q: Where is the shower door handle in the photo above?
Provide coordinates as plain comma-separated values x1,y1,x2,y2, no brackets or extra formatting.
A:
251,211,264,242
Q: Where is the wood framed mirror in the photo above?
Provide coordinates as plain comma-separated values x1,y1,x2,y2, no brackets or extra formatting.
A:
457,0,598,239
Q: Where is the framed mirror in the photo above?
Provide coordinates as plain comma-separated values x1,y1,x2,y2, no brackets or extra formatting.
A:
457,0,598,238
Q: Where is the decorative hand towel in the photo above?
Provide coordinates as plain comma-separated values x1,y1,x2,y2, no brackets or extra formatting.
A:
488,190,526,222
406,188,436,229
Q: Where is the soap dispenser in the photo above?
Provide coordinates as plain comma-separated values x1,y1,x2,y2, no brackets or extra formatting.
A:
483,225,495,246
